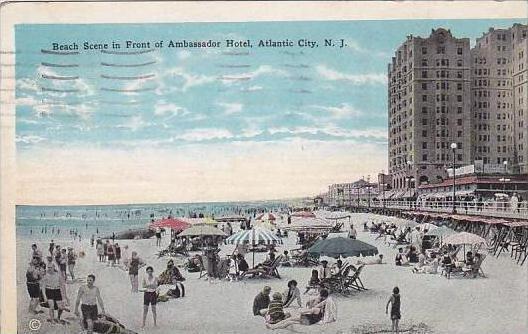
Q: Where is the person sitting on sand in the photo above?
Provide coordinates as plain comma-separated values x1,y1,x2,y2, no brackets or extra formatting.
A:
280,251,292,267
414,254,439,274
74,274,106,334
237,254,249,274
318,260,331,281
282,280,302,308
266,293,290,324
266,289,337,329
412,250,426,272
330,260,344,275
304,269,320,294
395,248,408,266
253,286,271,316
357,254,384,265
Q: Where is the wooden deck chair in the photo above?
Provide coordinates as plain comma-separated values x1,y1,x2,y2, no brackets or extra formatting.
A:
344,264,367,291
241,255,283,279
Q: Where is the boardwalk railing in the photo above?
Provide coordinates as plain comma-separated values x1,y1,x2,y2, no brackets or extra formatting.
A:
349,200,528,220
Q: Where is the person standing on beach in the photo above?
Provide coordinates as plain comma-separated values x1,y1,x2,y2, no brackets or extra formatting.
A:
103,240,109,262
385,287,401,334
96,240,104,262
115,243,121,265
26,257,43,314
142,266,158,328
49,239,55,256
107,242,115,267
90,234,95,247
41,258,66,323
155,227,162,247
74,274,105,334
129,251,145,292
67,247,77,280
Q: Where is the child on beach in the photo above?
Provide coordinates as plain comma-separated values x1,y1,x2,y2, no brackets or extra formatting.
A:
385,287,401,334
129,251,145,292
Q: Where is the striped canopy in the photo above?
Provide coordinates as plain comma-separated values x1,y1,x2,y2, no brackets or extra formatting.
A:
226,227,282,245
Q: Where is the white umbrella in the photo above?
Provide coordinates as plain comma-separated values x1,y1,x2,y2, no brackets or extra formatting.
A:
419,223,439,231
443,232,486,245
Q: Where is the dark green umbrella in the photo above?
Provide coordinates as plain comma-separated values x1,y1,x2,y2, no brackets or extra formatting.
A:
307,237,378,258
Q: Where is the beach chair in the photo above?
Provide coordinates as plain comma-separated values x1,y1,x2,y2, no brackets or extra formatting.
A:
291,249,319,267
462,254,487,278
240,255,283,279
322,264,353,295
343,264,367,292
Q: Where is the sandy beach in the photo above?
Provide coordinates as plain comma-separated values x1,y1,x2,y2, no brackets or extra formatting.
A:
16,212,528,334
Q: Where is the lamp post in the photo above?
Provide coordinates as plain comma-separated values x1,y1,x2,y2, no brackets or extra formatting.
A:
451,142,457,213
367,175,371,210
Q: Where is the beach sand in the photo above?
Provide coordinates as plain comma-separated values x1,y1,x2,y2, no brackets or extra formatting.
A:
16,213,528,334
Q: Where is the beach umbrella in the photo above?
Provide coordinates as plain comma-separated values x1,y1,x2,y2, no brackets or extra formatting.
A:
443,232,486,245
426,226,455,237
226,227,282,267
307,237,378,258
149,218,191,231
178,224,226,237
419,223,439,231
443,232,486,261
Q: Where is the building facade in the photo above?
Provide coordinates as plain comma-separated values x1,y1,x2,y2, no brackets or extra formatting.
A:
388,24,528,198
388,28,472,194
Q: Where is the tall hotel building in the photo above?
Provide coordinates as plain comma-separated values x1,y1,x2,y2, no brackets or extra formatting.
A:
388,25,528,195
387,29,472,192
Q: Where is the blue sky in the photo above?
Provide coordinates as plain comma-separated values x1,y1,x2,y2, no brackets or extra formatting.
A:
12,19,526,204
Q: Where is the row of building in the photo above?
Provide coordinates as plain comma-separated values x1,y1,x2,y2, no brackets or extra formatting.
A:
317,23,528,208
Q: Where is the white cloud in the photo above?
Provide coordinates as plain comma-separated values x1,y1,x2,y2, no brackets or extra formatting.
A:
268,125,387,140
154,102,189,118
16,135,46,144
217,102,243,115
241,86,263,92
16,96,39,106
167,67,216,91
311,103,362,119
316,65,387,85
175,128,233,142
219,65,287,84
177,50,192,60
117,116,151,132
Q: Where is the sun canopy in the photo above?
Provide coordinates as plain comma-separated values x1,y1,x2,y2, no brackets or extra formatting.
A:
225,227,282,245
149,218,191,231
425,226,456,237
308,237,378,258
443,232,486,245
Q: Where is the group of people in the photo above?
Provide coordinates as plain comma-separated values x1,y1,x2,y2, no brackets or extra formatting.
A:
252,283,337,329
26,242,81,324
95,239,125,267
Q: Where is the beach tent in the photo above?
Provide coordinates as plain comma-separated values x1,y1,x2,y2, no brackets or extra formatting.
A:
149,217,191,231
226,227,282,267
308,237,378,258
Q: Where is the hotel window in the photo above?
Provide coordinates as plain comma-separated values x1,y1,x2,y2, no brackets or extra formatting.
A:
457,107,462,114
457,95,462,102
422,47,427,55
422,130,427,137
422,71,428,78
457,59,463,67
457,119,462,126
422,142,427,149
457,83,463,90
422,83,428,90
457,130,462,137
457,47,463,55
422,95,427,102
457,154,463,161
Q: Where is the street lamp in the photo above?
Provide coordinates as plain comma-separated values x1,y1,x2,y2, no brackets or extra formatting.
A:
450,142,457,213
367,175,371,210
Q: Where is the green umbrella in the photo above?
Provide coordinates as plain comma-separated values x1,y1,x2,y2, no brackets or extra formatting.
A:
308,237,378,258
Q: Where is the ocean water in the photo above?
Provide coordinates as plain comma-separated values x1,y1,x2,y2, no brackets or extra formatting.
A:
16,200,289,239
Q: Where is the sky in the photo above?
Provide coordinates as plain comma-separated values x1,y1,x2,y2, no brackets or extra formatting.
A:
13,18,525,205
